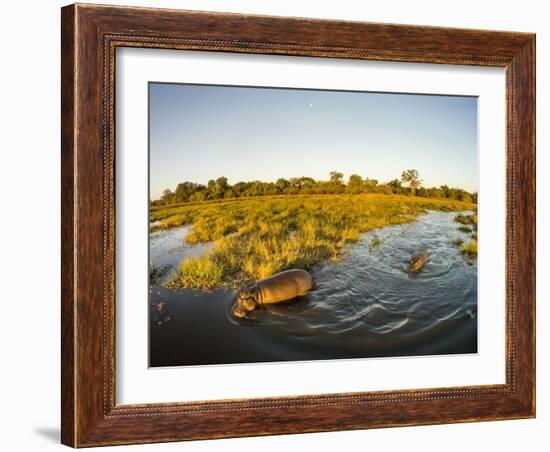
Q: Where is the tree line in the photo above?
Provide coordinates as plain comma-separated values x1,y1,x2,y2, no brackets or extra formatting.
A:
152,169,477,206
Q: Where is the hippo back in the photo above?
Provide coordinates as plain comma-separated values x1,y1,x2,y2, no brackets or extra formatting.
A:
257,269,313,305
408,252,429,272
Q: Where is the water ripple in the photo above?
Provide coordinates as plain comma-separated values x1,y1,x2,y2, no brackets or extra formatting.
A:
149,210,478,365
258,211,477,341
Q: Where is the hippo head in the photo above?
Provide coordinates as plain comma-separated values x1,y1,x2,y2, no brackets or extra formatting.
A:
232,290,258,318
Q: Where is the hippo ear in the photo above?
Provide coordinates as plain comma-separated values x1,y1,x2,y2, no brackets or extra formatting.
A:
242,283,257,297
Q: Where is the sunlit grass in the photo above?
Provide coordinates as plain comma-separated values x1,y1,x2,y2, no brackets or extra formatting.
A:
153,194,476,289
459,240,478,256
167,255,225,289
454,213,478,226
453,213,478,257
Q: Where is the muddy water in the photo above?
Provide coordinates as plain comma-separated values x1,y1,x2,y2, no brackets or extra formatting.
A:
149,211,477,367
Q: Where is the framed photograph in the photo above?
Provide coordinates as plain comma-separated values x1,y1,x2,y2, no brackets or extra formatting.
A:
61,3,536,447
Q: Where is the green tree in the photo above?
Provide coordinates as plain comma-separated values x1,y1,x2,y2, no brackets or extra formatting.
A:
189,191,206,202
328,171,345,194
388,179,402,194
206,179,218,199
377,184,393,195
330,171,344,184
363,178,378,193
347,174,363,193
223,189,236,199
275,178,289,193
153,171,476,206
416,187,428,197
175,182,201,202
427,187,443,198
401,169,422,196
161,188,175,204
461,192,472,203
215,176,229,193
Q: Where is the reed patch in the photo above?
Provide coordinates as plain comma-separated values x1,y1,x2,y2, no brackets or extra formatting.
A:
154,194,476,289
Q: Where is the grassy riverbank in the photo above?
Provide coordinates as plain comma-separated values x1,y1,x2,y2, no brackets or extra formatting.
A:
453,213,478,257
151,194,476,289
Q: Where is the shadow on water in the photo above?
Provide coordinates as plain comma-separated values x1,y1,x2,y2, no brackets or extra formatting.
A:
149,210,477,367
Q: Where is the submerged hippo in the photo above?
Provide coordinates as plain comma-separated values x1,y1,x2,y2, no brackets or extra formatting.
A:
232,269,314,319
408,252,429,273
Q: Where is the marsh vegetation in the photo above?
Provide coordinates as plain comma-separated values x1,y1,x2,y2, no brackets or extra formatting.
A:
453,213,478,257
150,193,476,289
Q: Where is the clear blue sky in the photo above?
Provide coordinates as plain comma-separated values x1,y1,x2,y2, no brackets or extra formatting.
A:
149,83,478,199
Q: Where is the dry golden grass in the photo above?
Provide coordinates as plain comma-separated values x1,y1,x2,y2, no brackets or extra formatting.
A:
153,194,476,289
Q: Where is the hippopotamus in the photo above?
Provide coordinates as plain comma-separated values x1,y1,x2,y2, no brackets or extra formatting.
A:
408,252,429,273
232,269,314,318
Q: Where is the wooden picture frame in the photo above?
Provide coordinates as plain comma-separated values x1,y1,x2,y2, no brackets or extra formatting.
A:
61,3,535,447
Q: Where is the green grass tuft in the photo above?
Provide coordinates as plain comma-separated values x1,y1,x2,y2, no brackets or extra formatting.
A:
459,240,478,256
370,237,382,247
174,256,225,289
455,214,477,226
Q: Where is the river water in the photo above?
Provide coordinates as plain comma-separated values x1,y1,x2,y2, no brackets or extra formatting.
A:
149,211,477,367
